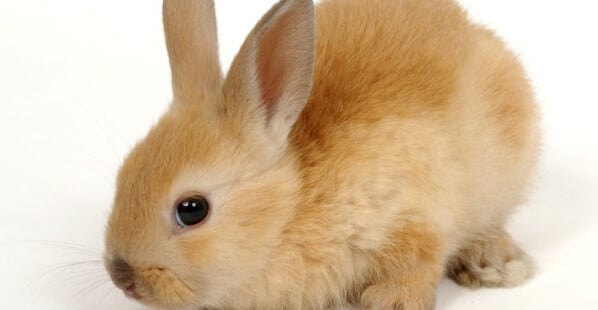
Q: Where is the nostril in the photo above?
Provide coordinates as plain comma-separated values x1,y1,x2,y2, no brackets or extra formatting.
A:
109,256,134,286
124,282,138,298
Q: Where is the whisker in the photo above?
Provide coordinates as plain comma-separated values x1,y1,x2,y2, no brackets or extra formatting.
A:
38,261,104,280
36,268,110,292
96,281,119,310
26,259,108,297
80,278,112,300
5,237,125,308
10,239,103,253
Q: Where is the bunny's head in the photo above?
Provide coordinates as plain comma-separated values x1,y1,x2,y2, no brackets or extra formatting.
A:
104,0,315,307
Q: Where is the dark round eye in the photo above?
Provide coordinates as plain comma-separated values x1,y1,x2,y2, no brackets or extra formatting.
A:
175,196,209,227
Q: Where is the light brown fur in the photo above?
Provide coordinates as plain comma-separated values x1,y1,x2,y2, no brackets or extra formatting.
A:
104,0,540,309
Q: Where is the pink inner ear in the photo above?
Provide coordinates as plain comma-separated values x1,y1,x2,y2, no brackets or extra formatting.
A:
256,10,296,118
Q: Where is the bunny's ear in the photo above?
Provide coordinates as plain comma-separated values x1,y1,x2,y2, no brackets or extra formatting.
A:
223,0,315,147
163,0,222,101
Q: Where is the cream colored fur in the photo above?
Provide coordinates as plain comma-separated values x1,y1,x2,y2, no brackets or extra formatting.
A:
104,0,540,309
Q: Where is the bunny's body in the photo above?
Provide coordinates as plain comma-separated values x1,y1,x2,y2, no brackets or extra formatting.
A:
105,0,539,309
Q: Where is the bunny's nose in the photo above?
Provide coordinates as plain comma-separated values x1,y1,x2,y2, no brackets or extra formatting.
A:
110,257,133,283
108,256,140,299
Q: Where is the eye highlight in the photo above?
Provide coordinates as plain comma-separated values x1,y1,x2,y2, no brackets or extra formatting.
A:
175,196,210,228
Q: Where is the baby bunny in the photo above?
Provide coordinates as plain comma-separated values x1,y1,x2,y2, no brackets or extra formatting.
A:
104,0,540,309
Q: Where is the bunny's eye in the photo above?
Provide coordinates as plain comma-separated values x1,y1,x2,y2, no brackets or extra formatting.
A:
175,196,209,227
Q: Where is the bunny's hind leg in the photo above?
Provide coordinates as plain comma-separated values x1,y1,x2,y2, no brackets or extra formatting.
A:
446,228,535,289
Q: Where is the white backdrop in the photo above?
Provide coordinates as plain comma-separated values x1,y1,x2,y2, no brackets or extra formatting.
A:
1,0,597,309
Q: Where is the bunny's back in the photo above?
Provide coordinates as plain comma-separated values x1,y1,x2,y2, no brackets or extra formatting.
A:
290,0,538,242
294,0,471,137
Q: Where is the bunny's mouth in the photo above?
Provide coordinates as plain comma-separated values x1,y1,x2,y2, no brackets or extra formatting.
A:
106,256,194,307
132,266,195,307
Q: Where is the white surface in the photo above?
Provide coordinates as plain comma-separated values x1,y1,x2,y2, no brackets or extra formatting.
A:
1,0,597,309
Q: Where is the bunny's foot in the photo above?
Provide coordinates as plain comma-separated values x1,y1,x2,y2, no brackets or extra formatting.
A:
447,229,535,288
